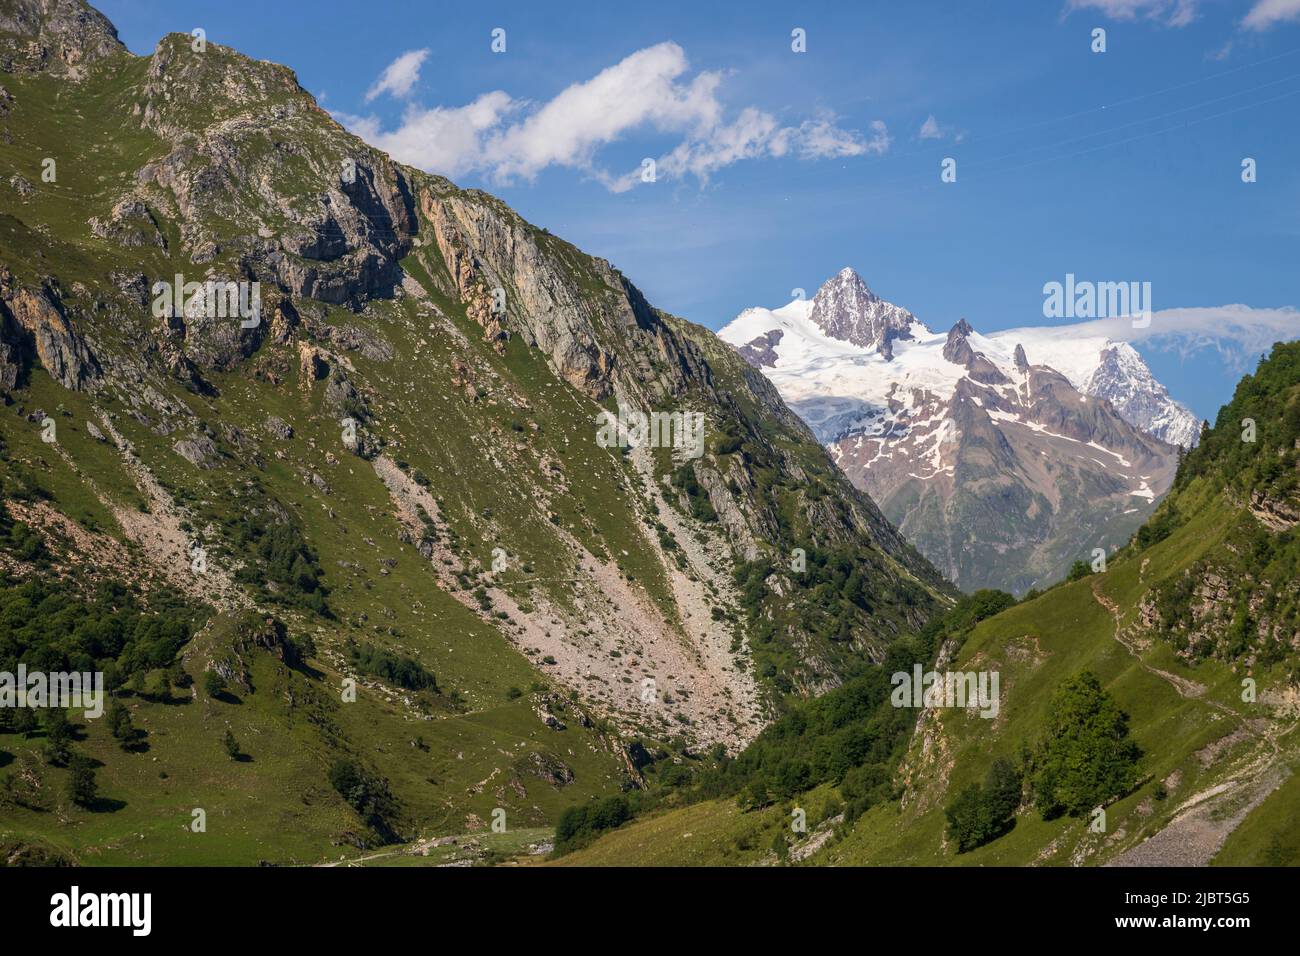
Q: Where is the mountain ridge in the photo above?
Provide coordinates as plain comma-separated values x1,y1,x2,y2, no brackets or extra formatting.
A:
720,268,1196,592
0,0,953,861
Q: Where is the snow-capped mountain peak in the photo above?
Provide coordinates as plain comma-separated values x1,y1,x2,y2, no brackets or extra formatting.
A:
806,267,925,360
718,269,1201,593
983,327,1200,449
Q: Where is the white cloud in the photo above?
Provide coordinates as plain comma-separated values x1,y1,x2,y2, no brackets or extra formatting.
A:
486,43,724,182
1243,0,1300,30
1066,0,1199,26
1047,305,1300,371
346,42,883,190
649,107,780,185
784,116,889,159
341,92,520,180
364,49,429,103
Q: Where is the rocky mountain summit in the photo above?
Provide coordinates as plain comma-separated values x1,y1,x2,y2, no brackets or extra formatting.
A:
0,0,123,76
721,268,1196,592
806,267,920,360
1085,341,1200,448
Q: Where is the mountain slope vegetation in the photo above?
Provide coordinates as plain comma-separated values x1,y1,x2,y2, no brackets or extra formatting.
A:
557,342,1300,867
0,0,952,864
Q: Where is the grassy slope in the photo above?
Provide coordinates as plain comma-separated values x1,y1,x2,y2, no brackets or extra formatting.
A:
557,484,1299,865
0,16,952,864
0,65,649,860
0,16,732,857
1,33,913,861
0,302,638,864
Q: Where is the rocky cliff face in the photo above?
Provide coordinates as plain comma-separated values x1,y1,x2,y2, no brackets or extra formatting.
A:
0,0,122,76
0,270,101,389
133,34,419,312
0,0,951,757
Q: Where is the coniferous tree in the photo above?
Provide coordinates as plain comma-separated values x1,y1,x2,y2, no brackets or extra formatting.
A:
12,708,37,738
43,710,73,766
67,755,97,807
108,700,138,750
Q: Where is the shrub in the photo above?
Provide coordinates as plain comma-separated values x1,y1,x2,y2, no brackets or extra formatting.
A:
944,757,1022,852
1029,672,1141,819
553,795,631,855
348,642,437,692
328,758,400,841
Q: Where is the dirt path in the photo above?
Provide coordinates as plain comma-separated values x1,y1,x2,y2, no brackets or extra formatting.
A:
317,830,551,867
1090,582,1208,701
1089,579,1291,866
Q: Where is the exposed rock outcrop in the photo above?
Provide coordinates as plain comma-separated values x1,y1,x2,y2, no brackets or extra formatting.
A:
0,0,125,77
736,329,783,367
0,274,101,390
172,434,219,468
809,267,918,360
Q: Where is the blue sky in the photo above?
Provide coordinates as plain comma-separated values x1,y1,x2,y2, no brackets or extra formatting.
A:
98,0,1300,419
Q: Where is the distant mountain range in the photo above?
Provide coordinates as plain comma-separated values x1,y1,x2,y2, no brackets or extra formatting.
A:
720,268,1201,593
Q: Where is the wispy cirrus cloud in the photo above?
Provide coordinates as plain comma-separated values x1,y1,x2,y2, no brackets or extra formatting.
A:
1067,0,1300,33
1034,305,1300,371
1065,0,1201,26
917,114,964,143
1067,1,1300,61
341,42,885,191
1242,0,1300,30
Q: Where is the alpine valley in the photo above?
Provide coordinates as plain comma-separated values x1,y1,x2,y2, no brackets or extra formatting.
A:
2,0,1299,873
0,0,952,864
